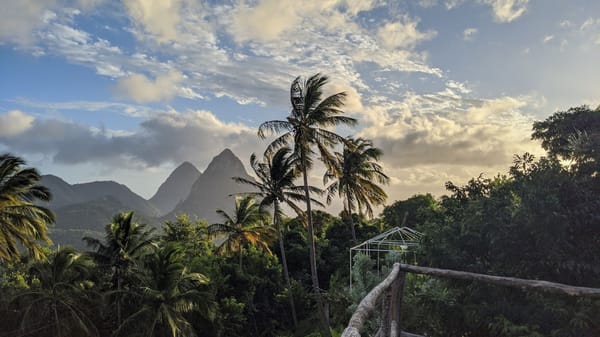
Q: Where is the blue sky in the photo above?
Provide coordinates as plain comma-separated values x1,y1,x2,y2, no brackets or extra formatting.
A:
1,0,599,203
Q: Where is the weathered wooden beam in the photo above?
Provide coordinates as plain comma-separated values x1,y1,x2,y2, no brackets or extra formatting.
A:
397,263,600,298
341,264,401,337
400,331,425,337
389,271,406,337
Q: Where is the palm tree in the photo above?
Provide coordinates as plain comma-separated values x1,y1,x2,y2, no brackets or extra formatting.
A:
258,73,357,334
83,211,157,328
324,137,389,241
0,153,54,262
15,247,98,337
115,243,212,337
208,195,275,270
233,147,323,327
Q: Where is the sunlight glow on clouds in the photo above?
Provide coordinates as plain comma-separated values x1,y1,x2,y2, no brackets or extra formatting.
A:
124,0,181,43
1,0,598,200
115,70,184,103
0,0,56,45
0,111,35,137
377,17,437,49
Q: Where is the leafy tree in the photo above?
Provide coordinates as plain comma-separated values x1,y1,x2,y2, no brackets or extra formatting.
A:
83,211,157,327
532,105,600,175
116,243,212,337
15,247,98,337
208,196,275,270
163,214,211,261
258,73,357,335
324,137,389,240
382,194,438,229
0,153,54,262
234,147,322,327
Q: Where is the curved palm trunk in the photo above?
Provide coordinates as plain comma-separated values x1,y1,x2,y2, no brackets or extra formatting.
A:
274,201,298,328
301,154,331,337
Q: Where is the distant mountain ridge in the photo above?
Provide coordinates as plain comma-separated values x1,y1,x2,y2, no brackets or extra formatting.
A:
40,149,253,246
40,175,160,217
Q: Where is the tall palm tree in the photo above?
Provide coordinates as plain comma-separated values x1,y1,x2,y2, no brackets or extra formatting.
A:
324,137,389,240
15,247,98,337
0,153,54,262
208,195,275,270
258,73,356,334
233,147,323,327
115,243,212,337
83,211,157,327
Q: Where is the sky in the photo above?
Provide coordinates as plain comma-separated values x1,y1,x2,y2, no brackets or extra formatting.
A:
1,0,599,205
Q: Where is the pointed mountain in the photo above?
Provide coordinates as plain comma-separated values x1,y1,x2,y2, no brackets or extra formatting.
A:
149,161,202,215
167,149,254,223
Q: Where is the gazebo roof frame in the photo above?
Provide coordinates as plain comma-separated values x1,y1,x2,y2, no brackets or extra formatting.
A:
349,226,423,289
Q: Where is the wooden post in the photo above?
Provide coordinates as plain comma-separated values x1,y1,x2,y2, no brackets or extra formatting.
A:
341,264,401,337
389,272,406,337
380,287,392,337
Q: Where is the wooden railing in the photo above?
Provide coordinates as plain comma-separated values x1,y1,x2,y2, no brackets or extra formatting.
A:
342,263,600,337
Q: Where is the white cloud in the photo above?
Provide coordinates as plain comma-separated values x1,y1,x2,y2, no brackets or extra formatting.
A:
11,98,157,118
580,18,599,31
0,111,35,136
115,70,184,103
323,81,364,113
124,0,182,43
559,20,572,29
377,17,437,49
230,0,300,43
0,0,57,45
418,0,438,8
229,0,378,43
543,35,555,43
445,0,465,10
463,27,478,41
480,0,529,23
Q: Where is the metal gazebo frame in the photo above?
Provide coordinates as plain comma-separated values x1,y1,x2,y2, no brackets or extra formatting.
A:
349,227,423,289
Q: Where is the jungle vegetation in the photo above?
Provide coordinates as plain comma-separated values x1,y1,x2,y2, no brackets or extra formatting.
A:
0,76,599,337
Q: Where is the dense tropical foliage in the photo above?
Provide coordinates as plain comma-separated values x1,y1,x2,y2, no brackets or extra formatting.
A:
0,78,599,337
0,153,54,261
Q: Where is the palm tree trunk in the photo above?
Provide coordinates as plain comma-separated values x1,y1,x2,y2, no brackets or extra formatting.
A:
116,266,122,328
301,154,331,337
53,302,61,337
239,245,243,270
345,194,357,241
274,201,298,328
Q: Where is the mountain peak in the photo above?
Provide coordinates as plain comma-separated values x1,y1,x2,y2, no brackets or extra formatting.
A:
148,161,202,215
174,161,200,173
203,149,246,176
167,149,253,223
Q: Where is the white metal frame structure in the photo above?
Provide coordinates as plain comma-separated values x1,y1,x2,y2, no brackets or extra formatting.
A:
349,227,423,289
